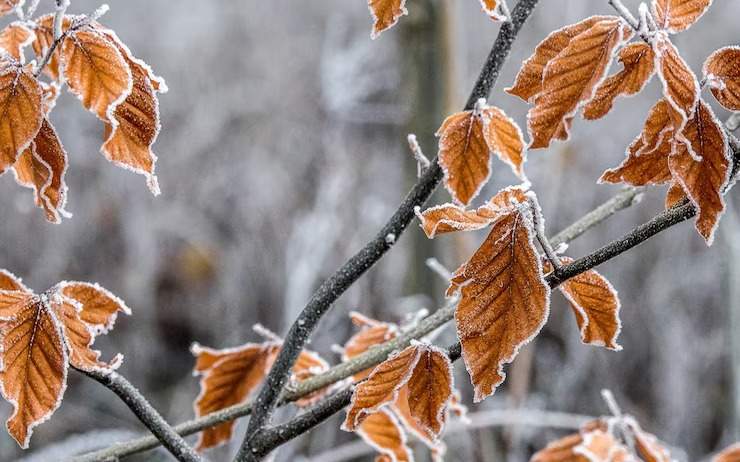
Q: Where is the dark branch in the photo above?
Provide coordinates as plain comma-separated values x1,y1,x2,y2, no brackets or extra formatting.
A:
236,1,542,459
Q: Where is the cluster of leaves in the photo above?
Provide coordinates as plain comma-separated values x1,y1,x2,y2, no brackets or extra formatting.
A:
366,0,510,39
0,4,166,223
0,268,130,448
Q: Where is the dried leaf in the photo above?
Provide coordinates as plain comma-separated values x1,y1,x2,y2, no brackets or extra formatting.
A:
417,203,495,238
12,119,69,223
292,349,330,407
653,34,700,128
531,433,589,462
0,0,21,17
665,181,687,208
0,269,28,291
367,0,407,39
0,292,67,448
704,46,740,111
61,28,132,122
652,0,712,34
0,22,34,62
631,424,673,462
58,281,131,335
574,430,632,462
393,386,441,450
450,205,550,402
482,106,526,179
0,63,43,173
479,0,507,21
356,408,413,462
405,345,453,440
584,43,656,120
668,100,730,244
437,110,490,205
343,313,398,381
714,443,740,462
528,18,632,149
507,16,609,103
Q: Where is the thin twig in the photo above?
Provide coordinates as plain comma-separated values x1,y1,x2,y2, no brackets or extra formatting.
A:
407,133,430,178
79,369,203,462
236,1,543,459
530,197,563,272
34,0,70,78
608,0,640,31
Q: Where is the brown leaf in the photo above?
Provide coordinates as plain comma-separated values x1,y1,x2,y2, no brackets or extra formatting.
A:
482,106,526,179
437,110,490,205
546,257,622,351
704,46,740,111
665,181,687,208
12,119,69,223
61,28,132,121
630,423,672,462
450,206,550,402
292,349,331,407
528,18,632,149
342,313,398,381
367,0,408,39
653,34,700,128
0,22,34,62
0,0,21,17
584,43,656,120
507,16,609,103
190,342,279,451
0,292,67,448
714,443,740,462
417,203,495,238
405,344,453,440
652,0,712,34
479,0,507,21
531,433,589,462
0,62,43,173
0,269,28,291
356,408,413,462
58,281,131,335
668,100,730,244
393,386,440,449
574,429,632,461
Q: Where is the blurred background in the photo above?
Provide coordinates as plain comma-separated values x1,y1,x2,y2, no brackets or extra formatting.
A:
1,0,739,460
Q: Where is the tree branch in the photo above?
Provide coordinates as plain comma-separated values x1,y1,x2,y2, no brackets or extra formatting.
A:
78,369,203,462
236,1,543,459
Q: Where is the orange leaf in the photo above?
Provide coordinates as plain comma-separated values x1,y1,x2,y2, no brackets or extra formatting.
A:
665,181,687,209
190,342,279,451
417,203,495,238
528,17,632,149
0,269,28,292
653,34,699,128
58,281,131,335
356,408,413,462
479,0,507,21
342,312,398,381
436,109,490,205
531,433,589,462
0,292,67,448
584,43,656,120
12,119,69,223
393,386,442,450
61,28,132,122
0,0,21,17
292,349,330,407
547,257,622,351
714,443,740,462
0,22,34,62
704,46,740,111
630,422,673,462
450,205,550,402
482,106,526,179
507,16,609,103
574,429,631,461
405,344,453,440
652,0,712,34
367,0,407,39
668,100,730,244
0,62,43,173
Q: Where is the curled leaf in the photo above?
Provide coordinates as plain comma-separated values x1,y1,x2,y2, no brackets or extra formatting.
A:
0,22,34,62
653,34,699,129
479,0,507,21
0,62,43,173
652,0,712,34
482,106,526,179
367,0,408,39
704,46,740,111
356,408,413,462
58,281,131,334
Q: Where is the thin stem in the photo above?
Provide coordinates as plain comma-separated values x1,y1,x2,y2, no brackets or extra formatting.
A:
530,197,563,272
236,1,542,459
79,369,202,462
34,0,70,78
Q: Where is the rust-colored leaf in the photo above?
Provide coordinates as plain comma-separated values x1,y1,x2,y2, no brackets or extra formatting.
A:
450,206,550,402
405,345,453,440
58,281,131,335
436,110,490,206
584,43,656,120
714,443,740,462
0,22,34,62
574,429,632,461
367,0,407,39
531,433,589,462
0,292,67,448
0,0,21,17
704,46,740,111
665,181,687,209
393,386,439,450
528,18,632,149
292,349,330,407
356,408,413,462
12,119,69,223
652,0,712,34
0,269,28,292
343,313,398,381
479,0,507,21
668,100,730,244
61,28,132,122
0,62,43,173
507,16,609,103
653,34,699,127
417,203,495,238
630,423,672,462
482,106,526,179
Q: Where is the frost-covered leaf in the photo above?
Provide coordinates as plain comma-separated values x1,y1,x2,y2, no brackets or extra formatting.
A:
530,432,587,462
417,203,496,238
653,34,699,128
0,269,28,291
574,429,633,461
405,345,453,440
479,0,507,21
342,312,398,381
0,0,21,17
61,28,132,122
0,62,43,174
714,443,740,462
704,46,740,111
58,281,131,335
0,291,67,449
393,386,444,452
652,0,712,34
628,420,673,462
545,258,622,350
528,17,632,149
665,181,687,209
584,43,656,120
367,0,407,39
668,100,730,245
482,106,526,179
13,119,69,223
507,16,609,103
0,22,34,62
356,408,413,462
450,201,550,402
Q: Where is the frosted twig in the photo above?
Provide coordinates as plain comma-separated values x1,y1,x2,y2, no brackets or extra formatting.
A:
425,257,453,281
34,0,70,78
253,323,282,342
25,0,42,19
529,197,562,272
407,134,430,178
601,389,636,454
608,0,640,31
638,3,650,37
